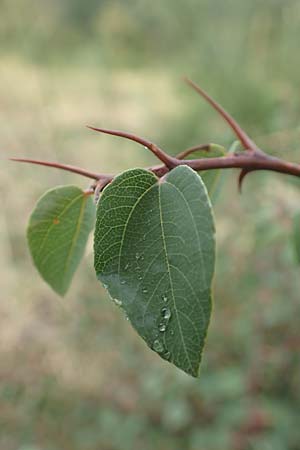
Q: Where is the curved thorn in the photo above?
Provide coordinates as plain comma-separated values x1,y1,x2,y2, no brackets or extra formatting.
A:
238,169,252,192
184,78,260,153
177,144,211,160
10,157,103,180
87,125,177,168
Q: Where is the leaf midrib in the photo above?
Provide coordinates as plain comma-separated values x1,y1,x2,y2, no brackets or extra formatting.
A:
115,176,200,373
167,180,207,288
158,182,194,374
62,194,88,280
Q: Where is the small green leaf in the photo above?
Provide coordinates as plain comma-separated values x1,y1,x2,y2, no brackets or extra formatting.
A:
188,144,226,202
27,185,95,296
292,212,300,264
94,166,215,377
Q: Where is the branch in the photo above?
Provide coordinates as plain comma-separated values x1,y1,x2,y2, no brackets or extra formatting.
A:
10,79,300,193
11,149,300,190
181,152,300,178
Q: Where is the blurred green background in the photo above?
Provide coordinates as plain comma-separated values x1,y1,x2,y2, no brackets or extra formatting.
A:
1,1,300,449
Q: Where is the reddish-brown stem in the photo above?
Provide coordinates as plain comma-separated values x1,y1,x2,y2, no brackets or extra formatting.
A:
11,151,300,188
10,80,300,192
87,126,177,168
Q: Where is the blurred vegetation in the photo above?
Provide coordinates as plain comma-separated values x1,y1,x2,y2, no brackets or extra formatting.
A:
1,1,300,449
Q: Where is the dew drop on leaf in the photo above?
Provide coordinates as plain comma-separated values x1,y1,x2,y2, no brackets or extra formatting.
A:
159,323,167,332
161,307,171,320
152,339,165,353
113,298,122,307
163,351,171,360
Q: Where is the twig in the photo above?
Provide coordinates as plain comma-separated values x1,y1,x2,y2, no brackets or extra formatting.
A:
10,80,300,193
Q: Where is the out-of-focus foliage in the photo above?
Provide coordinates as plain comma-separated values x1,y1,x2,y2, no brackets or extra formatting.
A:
1,0,300,449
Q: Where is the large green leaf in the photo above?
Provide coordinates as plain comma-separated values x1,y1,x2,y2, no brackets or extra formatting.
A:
94,166,215,377
27,185,95,296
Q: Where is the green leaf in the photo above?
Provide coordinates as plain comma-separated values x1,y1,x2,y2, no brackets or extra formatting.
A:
27,185,95,296
292,212,300,264
94,166,215,377
188,144,226,202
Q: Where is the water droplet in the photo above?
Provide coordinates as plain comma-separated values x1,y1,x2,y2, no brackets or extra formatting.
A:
124,263,130,271
170,330,174,336
152,339,164,353
159,323,167,332
161,307,171,320
142,288,148,294
162,294,168,303
113,298,122,307
163,351,171,360
120,280,126,285
138,275,143,280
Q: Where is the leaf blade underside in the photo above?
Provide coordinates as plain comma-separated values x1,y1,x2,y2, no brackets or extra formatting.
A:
27,185,95,295
94,166,215,377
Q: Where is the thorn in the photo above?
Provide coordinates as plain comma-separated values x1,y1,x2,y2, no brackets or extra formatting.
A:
87,125,177,168
177,144,211,160
238,169,252,192
183,78,260,153
10,157,103,180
